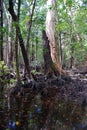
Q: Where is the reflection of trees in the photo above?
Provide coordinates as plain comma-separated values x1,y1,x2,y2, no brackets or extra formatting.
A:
0,88,85,129
51,100,83,125
37,98,83,129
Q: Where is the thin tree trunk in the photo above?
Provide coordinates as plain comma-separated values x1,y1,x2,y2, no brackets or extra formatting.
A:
70,37,75,69
35,34,38,62
0,0,3,60
35,33,38,71
31,42,35,61
8,0,31,78
46,0,65,75
6,18,13,66
66,6,82,44
58,30,62,66
24,0,36,76
70,48,74,69
3,1,13,65
15,29,20,82
15,0,21,83
26,0,36,58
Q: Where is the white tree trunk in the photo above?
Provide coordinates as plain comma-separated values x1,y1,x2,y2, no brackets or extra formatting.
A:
46,0,65,74
46,0,56,62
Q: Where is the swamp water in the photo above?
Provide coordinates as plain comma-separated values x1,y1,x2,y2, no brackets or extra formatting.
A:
0,87,87,130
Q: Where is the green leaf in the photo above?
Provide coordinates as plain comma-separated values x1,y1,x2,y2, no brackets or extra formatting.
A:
0,61,4,69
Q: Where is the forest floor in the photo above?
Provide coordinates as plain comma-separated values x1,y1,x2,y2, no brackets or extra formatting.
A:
8,66,87,108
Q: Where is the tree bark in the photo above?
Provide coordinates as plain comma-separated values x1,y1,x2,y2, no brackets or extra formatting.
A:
46,0,65,75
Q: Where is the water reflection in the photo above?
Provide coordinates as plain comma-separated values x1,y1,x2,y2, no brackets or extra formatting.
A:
0,87,87,130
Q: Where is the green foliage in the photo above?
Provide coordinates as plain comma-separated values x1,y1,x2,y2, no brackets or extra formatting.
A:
83,0,87,5
0,61,9,86
66,0,72,7
0,61,9,76
31,69,36,74
0,61,16,88
10,78,17,84
56,22,69,32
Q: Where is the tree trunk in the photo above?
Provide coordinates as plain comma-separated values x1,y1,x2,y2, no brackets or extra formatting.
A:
6,18,13,67
26,0,36,60
8,0,31,78
15,29,20,82
35,34,38,62
26,0,36,49
3,2,13,65
15,0,21,83
70,37,75,69
58,30,62,66
31,42,35,61
46,0,65,75
0,0,3,60
42,30,58,76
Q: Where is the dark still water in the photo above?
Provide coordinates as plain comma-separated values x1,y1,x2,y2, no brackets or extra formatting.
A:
0,87,87,130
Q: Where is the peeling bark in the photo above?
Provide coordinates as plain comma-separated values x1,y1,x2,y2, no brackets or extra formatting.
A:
46,0,65,75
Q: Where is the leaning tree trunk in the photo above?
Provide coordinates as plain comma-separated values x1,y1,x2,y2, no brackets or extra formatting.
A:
8,0,31,78
26,0,36,56
0,0,3,61
46,0,65,75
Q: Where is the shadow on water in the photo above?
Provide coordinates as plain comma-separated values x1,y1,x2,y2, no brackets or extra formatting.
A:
0,86,87,130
